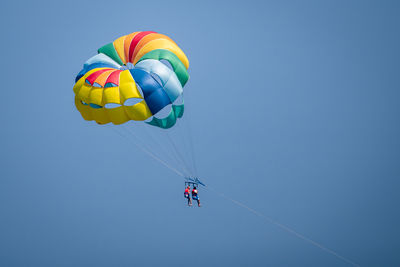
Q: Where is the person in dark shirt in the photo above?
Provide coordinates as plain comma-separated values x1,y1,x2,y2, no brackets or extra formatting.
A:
191,186,201,207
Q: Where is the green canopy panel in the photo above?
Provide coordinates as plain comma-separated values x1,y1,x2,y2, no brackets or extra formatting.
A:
146,104,184,129
97,43,124,66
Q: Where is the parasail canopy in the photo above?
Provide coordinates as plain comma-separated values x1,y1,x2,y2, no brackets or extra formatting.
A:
73,31,189,129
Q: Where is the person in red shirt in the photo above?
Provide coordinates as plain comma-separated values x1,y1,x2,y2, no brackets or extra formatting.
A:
192,186,201,207
184,185,192,206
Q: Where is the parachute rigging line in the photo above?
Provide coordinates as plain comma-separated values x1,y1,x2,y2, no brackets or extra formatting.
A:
123,123,192,177
111,126,185,177
165,131,194,175
177,102,198,177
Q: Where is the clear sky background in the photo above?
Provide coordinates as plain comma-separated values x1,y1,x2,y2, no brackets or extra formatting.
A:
0,0,399,266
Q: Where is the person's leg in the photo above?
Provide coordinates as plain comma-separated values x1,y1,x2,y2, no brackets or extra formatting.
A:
185,194,190,206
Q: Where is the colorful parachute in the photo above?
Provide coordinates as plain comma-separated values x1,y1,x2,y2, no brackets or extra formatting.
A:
73,31,189,129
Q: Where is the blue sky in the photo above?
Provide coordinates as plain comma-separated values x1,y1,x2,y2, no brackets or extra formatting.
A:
0,0,399,266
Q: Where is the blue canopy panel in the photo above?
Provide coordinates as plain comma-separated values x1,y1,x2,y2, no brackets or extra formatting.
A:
84,53,121,69
129,68,171,115
75,53,123,82
134,59,183,104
